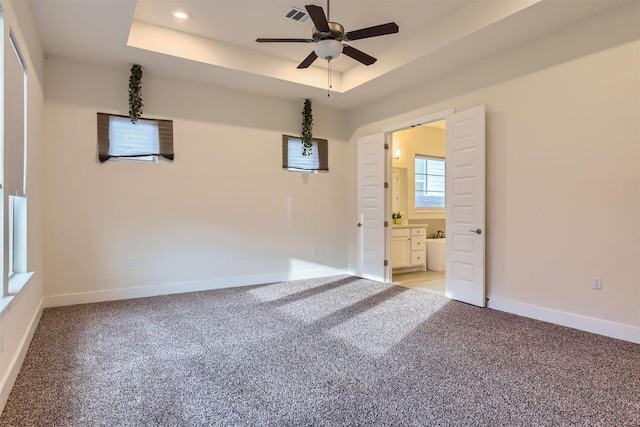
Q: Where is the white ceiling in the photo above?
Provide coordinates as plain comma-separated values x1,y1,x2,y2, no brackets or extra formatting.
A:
28,0,629,110
132,0,473,73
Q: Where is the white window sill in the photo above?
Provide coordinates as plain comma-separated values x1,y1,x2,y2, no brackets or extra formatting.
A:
414,207,445,212
9,272,34,294
0,271,35,315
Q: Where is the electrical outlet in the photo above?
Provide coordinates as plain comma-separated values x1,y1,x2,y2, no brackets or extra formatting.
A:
128,257,135,267
593,276,602,290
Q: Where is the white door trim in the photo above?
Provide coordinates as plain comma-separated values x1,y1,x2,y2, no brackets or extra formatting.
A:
384,133,393,283
383,108,455,285
382,109,455,134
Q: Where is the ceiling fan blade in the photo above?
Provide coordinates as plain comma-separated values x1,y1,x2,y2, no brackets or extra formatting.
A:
297,51,318,69
345,22,399,41
256,38,314,43
305,4,330,32
342,45,377,66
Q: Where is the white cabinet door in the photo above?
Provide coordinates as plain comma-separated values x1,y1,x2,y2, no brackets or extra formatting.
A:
392,236,411,268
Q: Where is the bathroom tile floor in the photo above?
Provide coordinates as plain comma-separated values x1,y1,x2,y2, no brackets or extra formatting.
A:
393,270,446,296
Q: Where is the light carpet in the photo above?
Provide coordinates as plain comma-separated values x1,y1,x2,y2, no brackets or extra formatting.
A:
1,276,639,426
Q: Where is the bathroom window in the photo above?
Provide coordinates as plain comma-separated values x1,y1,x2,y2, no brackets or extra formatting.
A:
415,155,445,208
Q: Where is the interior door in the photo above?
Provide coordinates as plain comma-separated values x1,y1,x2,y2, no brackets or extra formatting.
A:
445,105,486,307
357,134,386,282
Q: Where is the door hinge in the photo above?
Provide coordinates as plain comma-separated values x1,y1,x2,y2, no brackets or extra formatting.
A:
384,143,389,150
384,182,389,189
384,221,389,227
384,260,389,267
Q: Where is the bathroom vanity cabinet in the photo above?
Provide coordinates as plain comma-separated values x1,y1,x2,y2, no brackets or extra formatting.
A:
391,226,427,270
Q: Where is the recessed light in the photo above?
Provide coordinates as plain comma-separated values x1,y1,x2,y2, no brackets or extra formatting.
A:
172,10,190,21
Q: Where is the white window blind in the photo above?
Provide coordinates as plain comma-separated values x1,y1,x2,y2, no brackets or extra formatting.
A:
6,33,26,196
282,135,328,172
97,113,174,163
109,115,159,157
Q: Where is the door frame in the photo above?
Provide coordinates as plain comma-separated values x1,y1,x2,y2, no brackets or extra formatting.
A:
381,109,455,284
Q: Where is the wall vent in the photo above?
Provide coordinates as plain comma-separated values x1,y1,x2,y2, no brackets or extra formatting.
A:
284,7,309,23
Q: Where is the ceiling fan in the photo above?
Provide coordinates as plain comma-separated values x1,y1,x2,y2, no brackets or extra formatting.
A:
256,1,399,69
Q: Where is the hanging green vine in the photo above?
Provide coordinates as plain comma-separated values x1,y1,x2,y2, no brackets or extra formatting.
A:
301,98,313,156
128,64,143,123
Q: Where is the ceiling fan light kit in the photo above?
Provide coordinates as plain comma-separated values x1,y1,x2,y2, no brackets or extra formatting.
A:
314,39,342,61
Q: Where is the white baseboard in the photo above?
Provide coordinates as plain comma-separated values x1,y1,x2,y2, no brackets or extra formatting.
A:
0,298,43,413
487,296,640,344
44,268,350,308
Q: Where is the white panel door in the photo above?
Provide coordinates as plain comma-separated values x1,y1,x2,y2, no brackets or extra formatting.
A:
357,134,386,282
445,106,486,307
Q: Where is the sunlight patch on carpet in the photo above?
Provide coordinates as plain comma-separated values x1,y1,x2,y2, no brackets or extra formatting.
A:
328,291,449,357
278,281,389,323
247,277,340,302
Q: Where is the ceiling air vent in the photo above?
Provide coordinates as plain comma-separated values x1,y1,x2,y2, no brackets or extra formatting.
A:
284,7,309,23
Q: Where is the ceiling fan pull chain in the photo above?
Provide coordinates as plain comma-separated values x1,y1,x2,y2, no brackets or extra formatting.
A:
327,60,332,97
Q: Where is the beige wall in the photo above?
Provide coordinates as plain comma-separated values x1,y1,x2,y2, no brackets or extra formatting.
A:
347,3,640,333
392,125,446,221
0,0,46,409
43,57,350,300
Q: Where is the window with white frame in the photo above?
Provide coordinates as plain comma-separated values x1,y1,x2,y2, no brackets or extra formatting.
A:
4,30,29,296
415,155,445,209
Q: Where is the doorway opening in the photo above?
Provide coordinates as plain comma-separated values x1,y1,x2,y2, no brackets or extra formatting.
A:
388,119,447,296
356,105,485,306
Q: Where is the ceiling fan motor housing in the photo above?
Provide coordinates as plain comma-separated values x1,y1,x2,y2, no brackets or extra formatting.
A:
312,22,345,41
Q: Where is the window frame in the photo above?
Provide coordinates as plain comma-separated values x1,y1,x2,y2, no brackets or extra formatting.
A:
8,195,26,278
3,26,31,299
7,197,13,279
414,154,446,211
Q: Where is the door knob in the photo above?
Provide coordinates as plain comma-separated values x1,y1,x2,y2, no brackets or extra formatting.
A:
357,223,362,227
469,228,482,235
